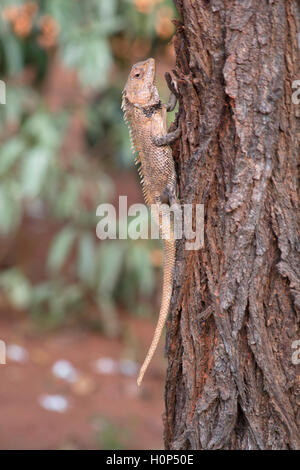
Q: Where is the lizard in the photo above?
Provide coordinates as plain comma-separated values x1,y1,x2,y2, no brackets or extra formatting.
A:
122,58,181,386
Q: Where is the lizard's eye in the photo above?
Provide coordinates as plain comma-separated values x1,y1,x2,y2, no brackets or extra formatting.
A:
134,72,141,78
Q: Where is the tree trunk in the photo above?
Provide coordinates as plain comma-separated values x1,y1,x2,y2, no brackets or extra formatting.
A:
164,0,300,450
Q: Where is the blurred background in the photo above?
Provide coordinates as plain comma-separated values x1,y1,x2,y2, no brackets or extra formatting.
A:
0,0,177,449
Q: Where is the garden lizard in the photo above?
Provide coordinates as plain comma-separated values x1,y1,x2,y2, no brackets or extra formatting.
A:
122,58,180,386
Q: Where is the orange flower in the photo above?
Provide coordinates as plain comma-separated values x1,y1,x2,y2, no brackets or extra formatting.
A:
13,15,32,38
24,1,38,16
37,15,60,49
155,6,174,39
134,0,163,15
2,6,20,23
2,2,38,38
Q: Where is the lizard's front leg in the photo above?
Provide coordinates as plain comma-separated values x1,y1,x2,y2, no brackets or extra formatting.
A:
152,93,181,146
152,127,181,147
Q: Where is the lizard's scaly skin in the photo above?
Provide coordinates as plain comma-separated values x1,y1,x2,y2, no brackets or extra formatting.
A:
122,58,177,386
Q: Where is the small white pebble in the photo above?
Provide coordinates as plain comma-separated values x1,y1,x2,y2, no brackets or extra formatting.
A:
94,357,118,375
119,359,138,377
39,394,69,413
6,344,28,363
52,359,78,383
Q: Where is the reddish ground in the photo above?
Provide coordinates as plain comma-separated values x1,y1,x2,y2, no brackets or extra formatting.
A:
0,314,166,450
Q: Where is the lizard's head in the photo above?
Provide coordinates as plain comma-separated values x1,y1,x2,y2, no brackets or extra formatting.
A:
123,58,159,107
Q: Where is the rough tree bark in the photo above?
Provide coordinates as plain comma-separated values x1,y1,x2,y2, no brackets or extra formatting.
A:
164,0,300,450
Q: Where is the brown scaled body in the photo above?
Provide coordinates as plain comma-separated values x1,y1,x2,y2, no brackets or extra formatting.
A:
122,58,179,386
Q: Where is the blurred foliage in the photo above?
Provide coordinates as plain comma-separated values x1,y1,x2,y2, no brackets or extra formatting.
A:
0,0,176,333
95,417,127,450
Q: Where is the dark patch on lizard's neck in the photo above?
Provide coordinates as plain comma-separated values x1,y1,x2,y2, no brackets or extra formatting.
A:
141,101,162,117
123,97,161,118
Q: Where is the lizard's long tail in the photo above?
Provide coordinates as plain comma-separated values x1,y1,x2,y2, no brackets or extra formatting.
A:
137,238,175,386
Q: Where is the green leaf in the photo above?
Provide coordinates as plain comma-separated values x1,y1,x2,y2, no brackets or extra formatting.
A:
0,269,32,309
98,0,117,19
30,280,85,326
23,112,63,149
126,243,155,296
53,177,80,219
2,32,23,76
20,147,52,198
0,181,21,234
77,232,96,286
97,241,125,297
47,227,76,273
0,86,37,125
50,283,84,321
62,36,112,89
0,138,25,176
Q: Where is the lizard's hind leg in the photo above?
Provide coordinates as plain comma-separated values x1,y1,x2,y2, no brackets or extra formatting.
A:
160,183,179,207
